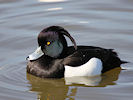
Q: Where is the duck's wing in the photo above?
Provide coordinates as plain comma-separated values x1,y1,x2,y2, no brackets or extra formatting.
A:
63,46,124,73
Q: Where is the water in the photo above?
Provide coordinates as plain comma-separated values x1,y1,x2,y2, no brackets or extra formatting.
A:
0,0,133,100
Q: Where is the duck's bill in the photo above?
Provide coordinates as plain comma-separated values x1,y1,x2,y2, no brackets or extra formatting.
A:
26,46,44,61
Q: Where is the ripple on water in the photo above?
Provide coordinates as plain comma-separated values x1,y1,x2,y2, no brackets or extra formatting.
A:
0,63,37,100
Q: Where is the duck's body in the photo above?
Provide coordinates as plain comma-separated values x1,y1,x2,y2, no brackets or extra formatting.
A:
27,26,125,78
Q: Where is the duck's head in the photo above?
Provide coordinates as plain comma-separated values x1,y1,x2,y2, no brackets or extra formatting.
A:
27,26,77,60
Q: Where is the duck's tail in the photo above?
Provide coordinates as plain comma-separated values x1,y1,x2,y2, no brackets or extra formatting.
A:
120,60,128,64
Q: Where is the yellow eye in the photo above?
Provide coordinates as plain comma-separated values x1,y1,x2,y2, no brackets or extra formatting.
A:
47,41,51,46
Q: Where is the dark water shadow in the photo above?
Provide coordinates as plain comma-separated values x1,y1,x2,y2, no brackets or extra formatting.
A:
27,74,69,100
27,67,121,100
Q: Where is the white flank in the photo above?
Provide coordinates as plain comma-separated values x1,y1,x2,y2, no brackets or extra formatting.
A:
64,57,103,77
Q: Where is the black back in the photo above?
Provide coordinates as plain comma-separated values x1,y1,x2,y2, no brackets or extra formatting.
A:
63,46,124,73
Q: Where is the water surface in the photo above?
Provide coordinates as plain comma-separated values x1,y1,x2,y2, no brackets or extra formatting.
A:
0,0,133,100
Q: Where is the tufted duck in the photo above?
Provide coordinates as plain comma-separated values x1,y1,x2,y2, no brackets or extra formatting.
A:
27,26,126,78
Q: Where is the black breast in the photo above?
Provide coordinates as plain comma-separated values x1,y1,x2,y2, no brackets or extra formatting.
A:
27,55,65,78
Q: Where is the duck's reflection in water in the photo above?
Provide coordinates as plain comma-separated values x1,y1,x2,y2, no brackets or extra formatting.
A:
27,74,74,100
65,67,121,87
27,67,121,100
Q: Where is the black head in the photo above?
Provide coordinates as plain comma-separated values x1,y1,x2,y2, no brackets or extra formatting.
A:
38,26,77,58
